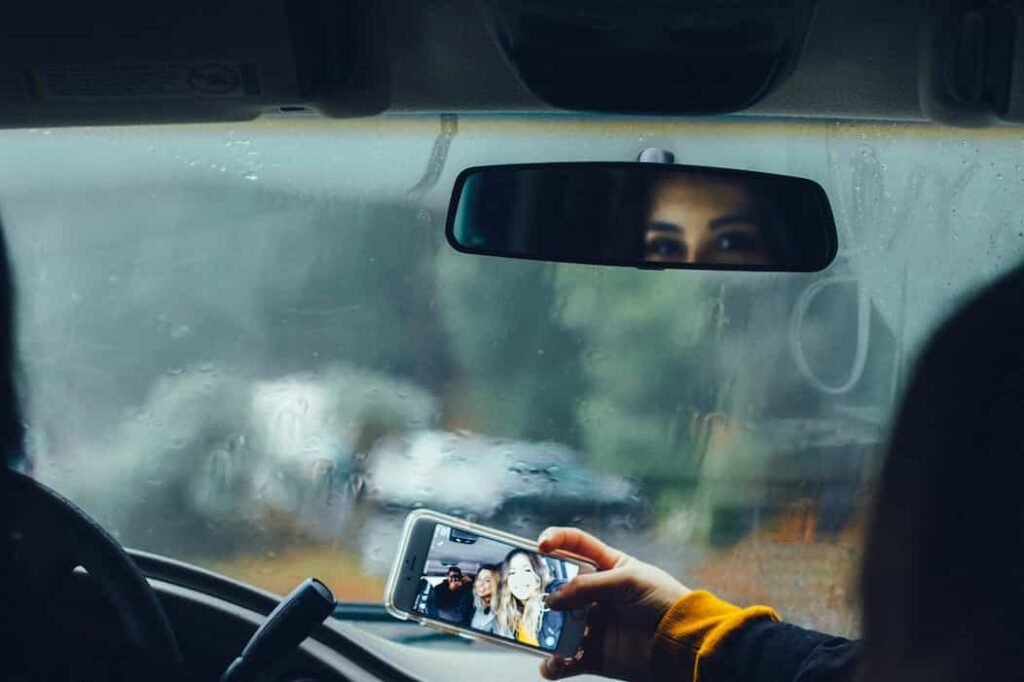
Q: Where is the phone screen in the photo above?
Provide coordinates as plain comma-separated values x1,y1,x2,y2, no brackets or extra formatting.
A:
410,522,581,652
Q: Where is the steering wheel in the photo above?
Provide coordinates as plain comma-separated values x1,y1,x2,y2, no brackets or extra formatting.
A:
3,469,183,680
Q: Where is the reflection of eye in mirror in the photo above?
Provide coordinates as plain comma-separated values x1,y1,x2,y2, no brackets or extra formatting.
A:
642,174,775,266
448,163,837,272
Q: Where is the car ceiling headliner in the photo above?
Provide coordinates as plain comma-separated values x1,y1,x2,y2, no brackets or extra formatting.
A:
0,0,978,126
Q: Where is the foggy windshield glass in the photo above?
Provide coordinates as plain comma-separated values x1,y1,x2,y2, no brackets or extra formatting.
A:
2,117,1022,637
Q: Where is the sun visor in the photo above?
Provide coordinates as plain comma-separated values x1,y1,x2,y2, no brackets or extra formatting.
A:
0,0,387,129
483,0,819,115
920,0,1024,127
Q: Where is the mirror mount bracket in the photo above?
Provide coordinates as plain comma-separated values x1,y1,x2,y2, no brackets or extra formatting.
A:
637,148,675,164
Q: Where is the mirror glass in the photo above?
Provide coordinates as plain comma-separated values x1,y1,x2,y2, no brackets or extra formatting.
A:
448,163,837,271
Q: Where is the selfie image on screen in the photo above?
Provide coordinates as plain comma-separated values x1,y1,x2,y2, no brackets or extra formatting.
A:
412,524,580,651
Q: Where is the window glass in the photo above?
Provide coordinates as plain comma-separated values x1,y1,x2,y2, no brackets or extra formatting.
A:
2,118,1022,636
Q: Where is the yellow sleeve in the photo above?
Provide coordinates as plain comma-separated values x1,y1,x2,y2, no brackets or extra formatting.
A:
650,590,781,682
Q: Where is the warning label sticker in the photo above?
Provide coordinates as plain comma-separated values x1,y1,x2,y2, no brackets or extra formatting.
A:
28,61,262,102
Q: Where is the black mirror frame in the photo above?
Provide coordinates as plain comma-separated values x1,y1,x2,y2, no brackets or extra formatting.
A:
444,162,839,273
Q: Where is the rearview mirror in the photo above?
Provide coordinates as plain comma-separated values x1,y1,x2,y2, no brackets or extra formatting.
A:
447,163,837,272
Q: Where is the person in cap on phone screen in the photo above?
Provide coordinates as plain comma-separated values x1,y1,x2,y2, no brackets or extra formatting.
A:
432,565,474,626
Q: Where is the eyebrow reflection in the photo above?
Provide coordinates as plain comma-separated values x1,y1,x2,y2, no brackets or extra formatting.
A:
647,214,760,234
708,214,761,231
646,221,683,234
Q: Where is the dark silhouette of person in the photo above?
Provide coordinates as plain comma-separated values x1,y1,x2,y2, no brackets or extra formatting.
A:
431,565,474,626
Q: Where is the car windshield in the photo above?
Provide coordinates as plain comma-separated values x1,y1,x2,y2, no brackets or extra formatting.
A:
2,116,1022,640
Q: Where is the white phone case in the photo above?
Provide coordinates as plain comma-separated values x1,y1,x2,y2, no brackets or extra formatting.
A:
383,508,592,658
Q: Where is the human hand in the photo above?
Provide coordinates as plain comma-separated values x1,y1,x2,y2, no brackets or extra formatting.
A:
537,527,690,681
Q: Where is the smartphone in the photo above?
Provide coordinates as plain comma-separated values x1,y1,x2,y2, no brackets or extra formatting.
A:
385,509,594,658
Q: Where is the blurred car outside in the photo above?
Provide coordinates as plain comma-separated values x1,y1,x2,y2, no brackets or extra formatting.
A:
364,430,645,532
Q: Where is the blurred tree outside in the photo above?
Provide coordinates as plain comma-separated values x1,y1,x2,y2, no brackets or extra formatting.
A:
435,248,586,446
552,266,723,491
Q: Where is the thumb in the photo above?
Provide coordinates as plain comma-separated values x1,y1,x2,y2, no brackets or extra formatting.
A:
546,568,633,610
541,655,586,680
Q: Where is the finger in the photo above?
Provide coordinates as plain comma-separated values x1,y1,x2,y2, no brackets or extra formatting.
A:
546,567,633,610
576,607,606,673
537,527,624,570
541,656,584,680
540,657,564,680
542,608,604,678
